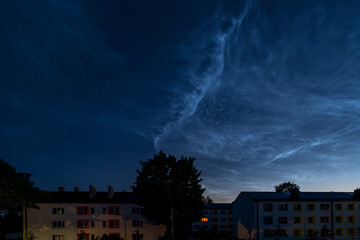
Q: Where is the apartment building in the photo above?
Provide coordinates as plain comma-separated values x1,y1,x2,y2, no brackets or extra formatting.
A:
24,186,165,240
232,190,360,240
191,203,232,234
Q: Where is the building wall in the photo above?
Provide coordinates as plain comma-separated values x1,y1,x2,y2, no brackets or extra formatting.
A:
24,203,166,240
232,195,256,240
233,198,360,240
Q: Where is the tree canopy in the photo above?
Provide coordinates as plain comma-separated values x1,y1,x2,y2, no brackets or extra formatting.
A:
0,159,40,211
274,181,300,192
132,151,205,238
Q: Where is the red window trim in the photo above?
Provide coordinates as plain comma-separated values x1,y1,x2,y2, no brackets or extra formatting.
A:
77,219,89,229
108,206,120,215
77,233,89,240
77,206,89,215
108,219,120,229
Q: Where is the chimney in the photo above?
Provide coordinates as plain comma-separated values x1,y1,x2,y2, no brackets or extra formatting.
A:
74,187,80,192
108,185,114,199
58,187,65,192
89,185,96,199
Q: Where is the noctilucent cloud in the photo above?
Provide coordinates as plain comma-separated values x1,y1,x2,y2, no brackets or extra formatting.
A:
1,0,360,202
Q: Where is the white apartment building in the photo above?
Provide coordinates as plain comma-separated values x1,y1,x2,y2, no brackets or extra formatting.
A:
191,203,232,234
24,186,166,240
232,190,360,240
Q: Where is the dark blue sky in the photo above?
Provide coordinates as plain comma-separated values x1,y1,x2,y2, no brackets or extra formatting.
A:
1,0,360,202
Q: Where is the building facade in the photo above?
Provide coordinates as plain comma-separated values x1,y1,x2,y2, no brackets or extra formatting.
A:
24,186,166,240
232,190,360,240
191,203,232,234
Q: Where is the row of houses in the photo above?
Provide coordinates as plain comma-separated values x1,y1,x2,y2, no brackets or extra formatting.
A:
25,186,360,240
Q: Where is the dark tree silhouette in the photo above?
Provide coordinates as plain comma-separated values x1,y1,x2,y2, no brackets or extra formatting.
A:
132,151,205,239
274,181,300,192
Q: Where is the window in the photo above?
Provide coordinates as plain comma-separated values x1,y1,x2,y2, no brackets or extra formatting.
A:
90,221,95,228
212,224,218,230
77,220,89,229
220,218,226,222
228,224,232,229
52,235,64,240
228,210,232,214
77,206,89,215
90,207,95,214
347,203,355,211
228,217,232,222
293,229,302,237
335,228,344,236
320,216,329,223
103,221,107,228
278,217,288,224
52,208,64,215
194,225,200,230
109,219,120,228
103,207,107,214
132,207,143,214
307,229,316,236
91,235,95,240
77,234,89,240
348,215,355,224
293,203,302,211
220,210,226,215
307,216,315,224
220,225,226,229
335,216,343,223
320,204,330,211
293,216,302,224
335,203,343,211
277,229,288,237
307,203,315,211
201,218,208,222
263,216,273,225
263,204,273,212
263,229,274,238
108,206,119,215
132,234,143,240
213,210,218,215
213,217,218,222
132,220,143,227
348,228,355,236
203,210,208,215
52,221,65,228
278,204,288,211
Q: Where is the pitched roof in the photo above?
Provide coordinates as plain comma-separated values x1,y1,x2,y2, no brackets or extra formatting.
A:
36,191,140,204
238,191,354,201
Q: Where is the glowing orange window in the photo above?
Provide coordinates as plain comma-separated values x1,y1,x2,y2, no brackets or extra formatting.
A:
201,218,208,222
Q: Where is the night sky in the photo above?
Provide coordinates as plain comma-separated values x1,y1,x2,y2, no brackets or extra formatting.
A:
2,0,360,202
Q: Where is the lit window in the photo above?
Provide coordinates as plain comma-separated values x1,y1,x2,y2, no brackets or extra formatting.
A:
52,208,65,215
201,218,208,222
